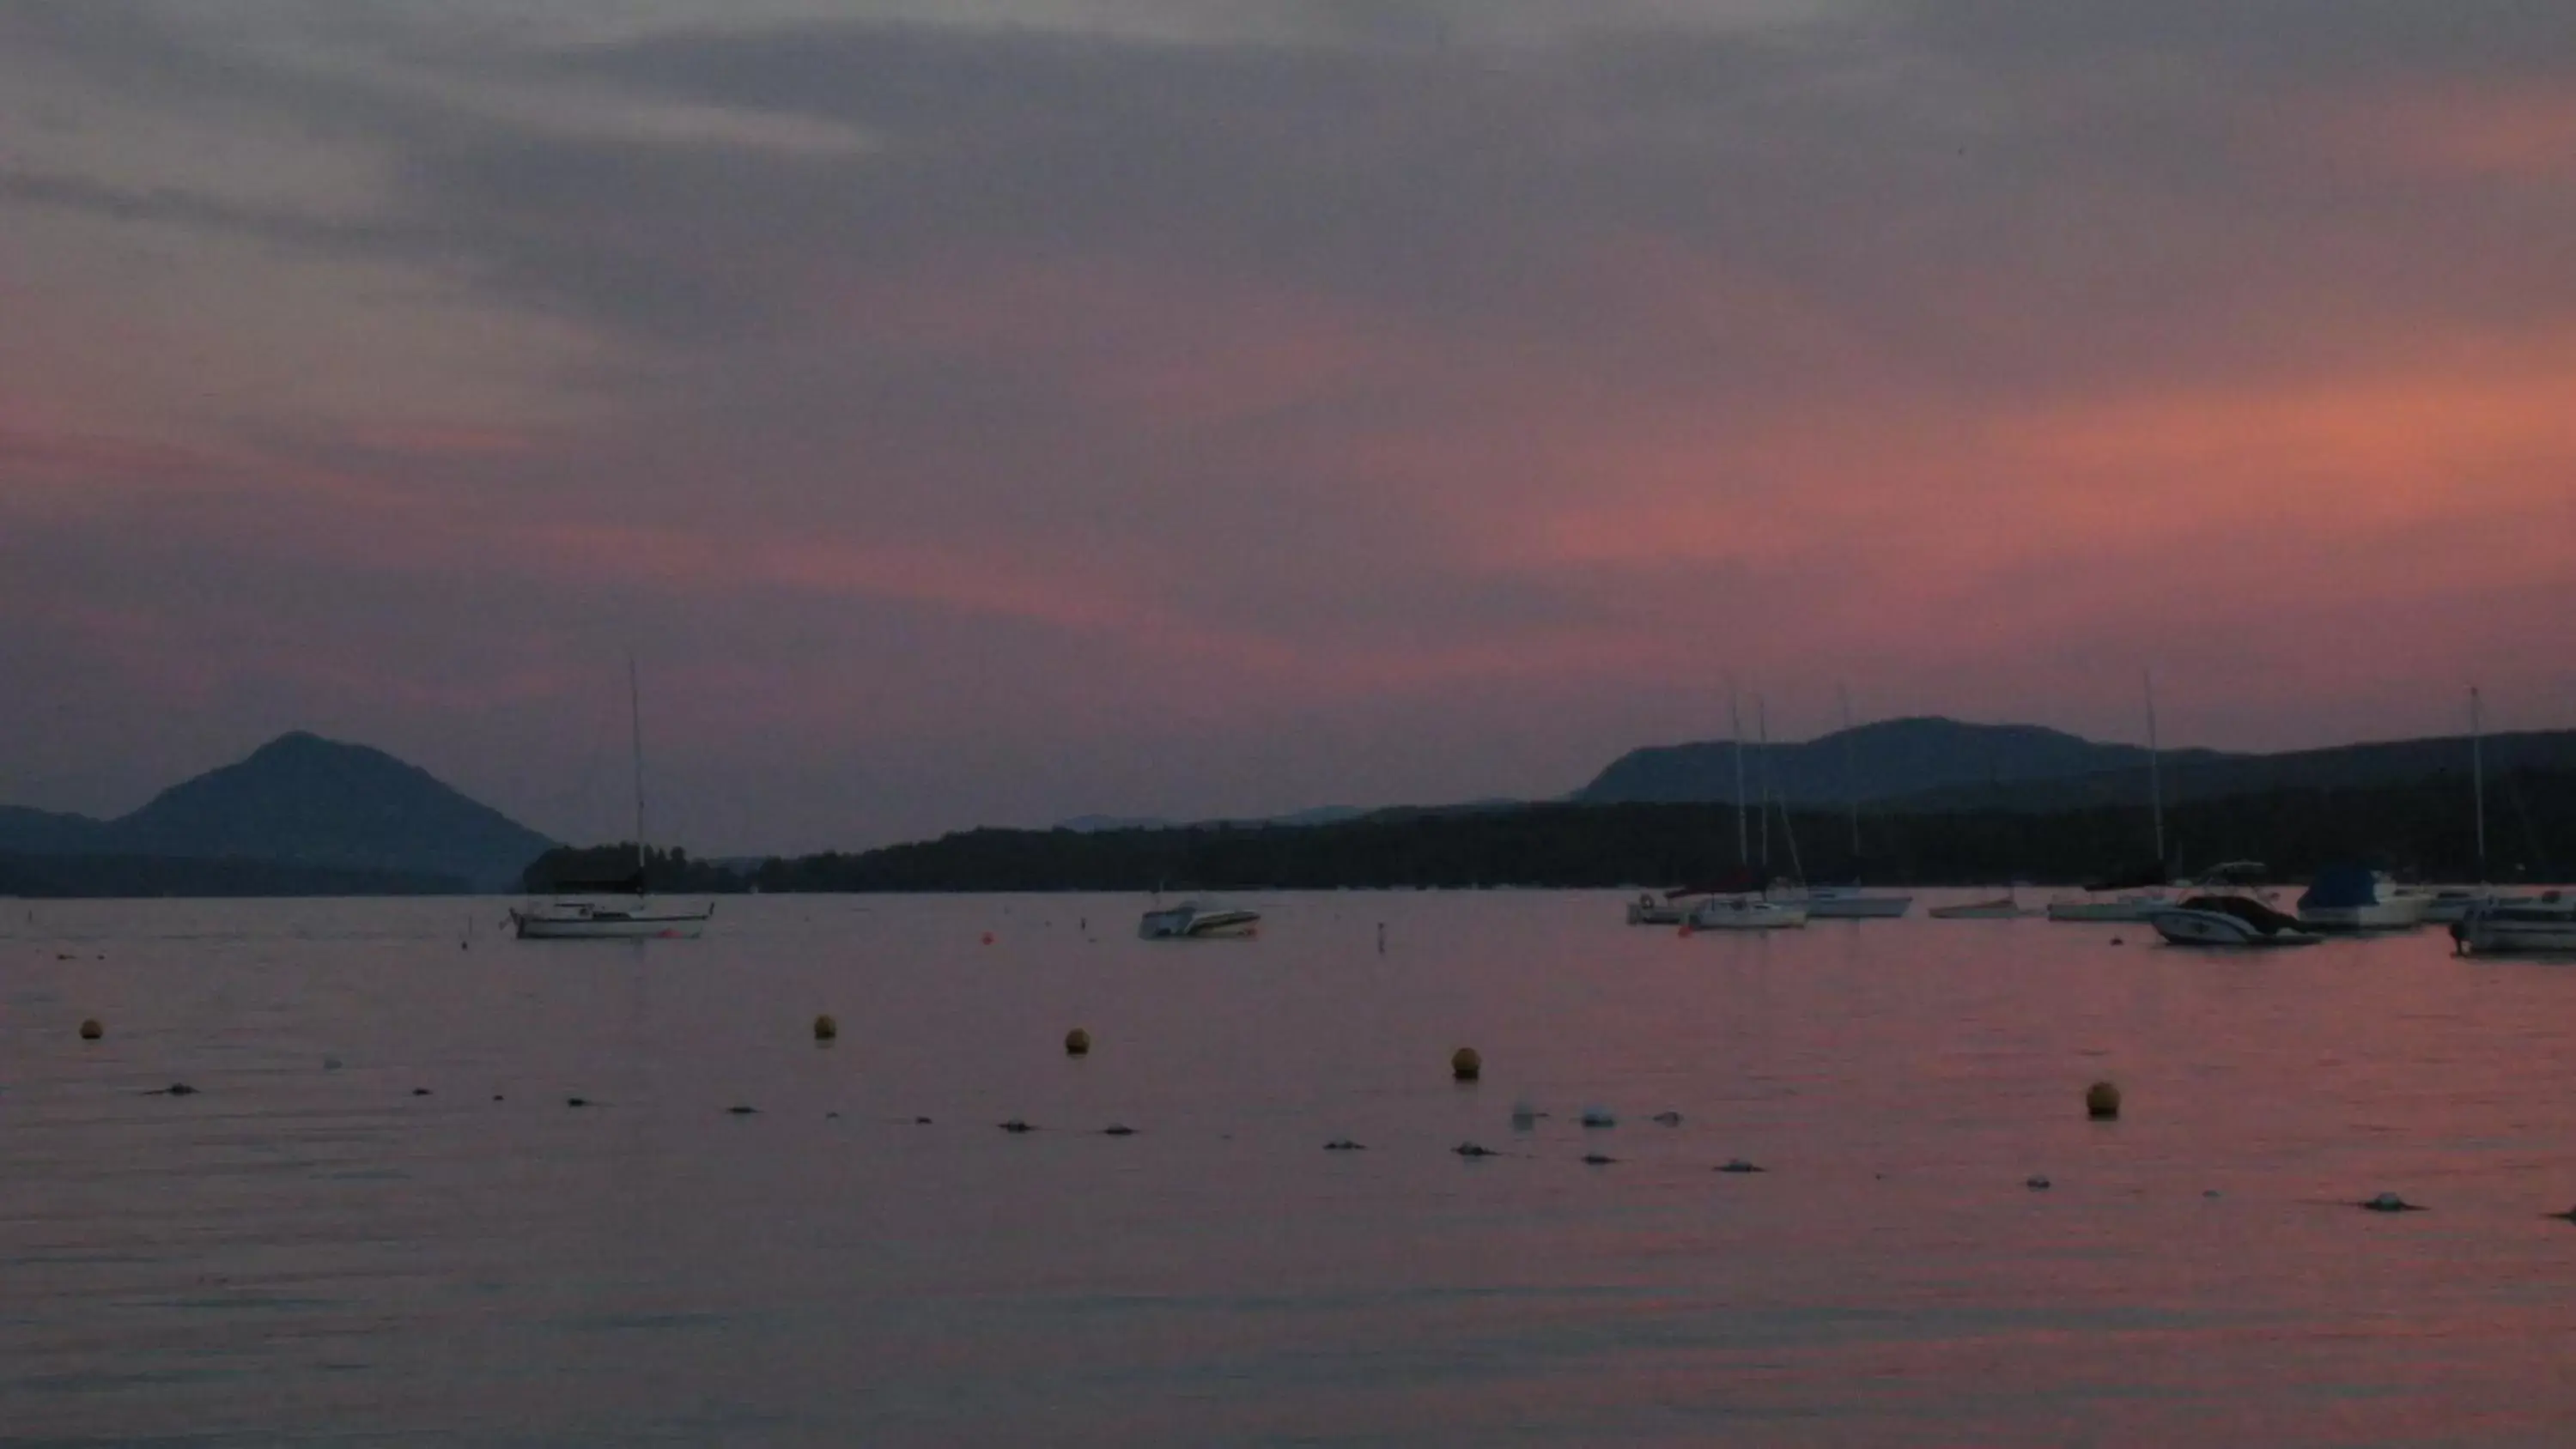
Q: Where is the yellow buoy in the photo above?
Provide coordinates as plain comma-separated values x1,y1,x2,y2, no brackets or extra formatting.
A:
78,1018,103,1041
1065,1027,1091,1057
812,1014,839,1042
1451,1046,1482,1082
2087,1080,2121,1119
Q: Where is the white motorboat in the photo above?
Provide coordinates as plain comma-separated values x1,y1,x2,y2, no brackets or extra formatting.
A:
1139,899,1261,940
2451,892,2576,955
1931,895,2036,920
1686,895,1808,931
1786,884,1913,919
513,661,713,942
2150,894,2319,948
2295,866,2430,932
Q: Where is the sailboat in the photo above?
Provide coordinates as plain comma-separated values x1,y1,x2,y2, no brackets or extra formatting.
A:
1779,688,1912,919
1681,688,1807,931
2046,673,2172,922
511,661,714,941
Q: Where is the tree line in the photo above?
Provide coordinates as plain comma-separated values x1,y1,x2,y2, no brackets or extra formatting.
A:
520,767,2569,894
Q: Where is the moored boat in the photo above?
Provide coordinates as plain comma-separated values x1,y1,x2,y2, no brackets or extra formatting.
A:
2150,894,2318,948
512,661,713,942
1139,899,1261,940
513,888,713,940
1686,895,1809,931
1785,884,1913,919
2295,865,2429,932
2451,892,2576,955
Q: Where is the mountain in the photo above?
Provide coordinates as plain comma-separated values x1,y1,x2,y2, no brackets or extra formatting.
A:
0,805,112,855
1884,727,2576,814
1577,717,2235,806
0,732,555,894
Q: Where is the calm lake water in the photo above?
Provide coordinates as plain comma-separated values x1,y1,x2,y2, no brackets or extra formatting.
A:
6,892,2576,1446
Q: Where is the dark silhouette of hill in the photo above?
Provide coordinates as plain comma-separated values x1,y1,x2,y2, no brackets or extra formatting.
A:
1577,717,2233,805
0,733,554,894
1886,728,2576,813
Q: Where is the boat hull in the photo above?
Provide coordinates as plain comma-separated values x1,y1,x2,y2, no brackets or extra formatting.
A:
2150,908,2318,948
1139,906,1261,940
1625,898,1694,926
512,906,711,940
1796,893,1913,919
2294,899,2430,932
1686,900,1808,931
2451,896,2576,955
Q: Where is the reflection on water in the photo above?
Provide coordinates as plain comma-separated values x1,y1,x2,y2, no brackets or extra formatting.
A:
5,894,2576,1445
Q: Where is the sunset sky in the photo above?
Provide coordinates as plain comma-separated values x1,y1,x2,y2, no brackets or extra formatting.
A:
3,1,2573,852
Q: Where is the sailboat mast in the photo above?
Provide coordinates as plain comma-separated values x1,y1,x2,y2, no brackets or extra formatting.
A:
1756,694,1771,871
1730,686,1748,867
2143,670,2164,869
1838,683,1859,860
2471,686,2487,881
629,657,647,885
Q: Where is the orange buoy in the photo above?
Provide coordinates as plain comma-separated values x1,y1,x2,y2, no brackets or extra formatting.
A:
1065,1027,1091,1057
78,1018,103,1041
981,931,995,945
1451,1046,1482,1082
2086,1080,2121,1119
813,1014,839,1042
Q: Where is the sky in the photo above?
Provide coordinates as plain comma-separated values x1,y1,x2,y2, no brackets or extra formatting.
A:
3,1,2573,853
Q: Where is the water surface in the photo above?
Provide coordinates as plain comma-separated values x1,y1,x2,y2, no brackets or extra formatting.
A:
6,893,2574,1445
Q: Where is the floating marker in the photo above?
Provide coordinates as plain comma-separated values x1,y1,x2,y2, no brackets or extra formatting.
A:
1450,1047,1482,1082
77,1019,102,1041
1717,1158,1765,1174
1323,1138,1366,1151
1102,1124,1135,1137
1454,1141,1496,1158
1652,1111,1683,1126
2086,1081,2122,1120
812,1014,838,1042
981,932,995,945
2361,1192,2424,1213
726,1105,759,1115
999,1119,1034,1134
1581,1106,1617,1129
1065,1027,1091,1057
2026,1174,2052,1191
567,1096,589,1108
1583,1152,1617,1166
411,1088,432,1097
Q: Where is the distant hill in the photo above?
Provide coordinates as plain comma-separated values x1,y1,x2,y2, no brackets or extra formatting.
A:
1577,717,2234,806
0,805,111,855
0,732,555,894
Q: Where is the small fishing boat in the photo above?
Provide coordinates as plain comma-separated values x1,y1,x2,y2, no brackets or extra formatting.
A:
1138,899,1261,940
2451,892,2576,955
